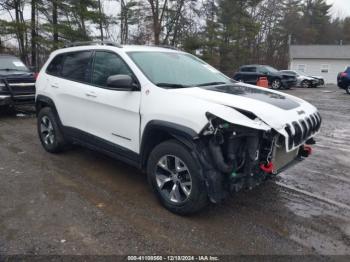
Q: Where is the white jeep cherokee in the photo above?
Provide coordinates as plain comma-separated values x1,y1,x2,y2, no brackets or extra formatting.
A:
36,42,321,214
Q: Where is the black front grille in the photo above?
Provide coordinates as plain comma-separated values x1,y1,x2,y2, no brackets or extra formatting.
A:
292,121,303,146
2,77,36,95
306,118,313,137
285,112,322,150
6,78,35,84
300,120,308,140
285,124,293,149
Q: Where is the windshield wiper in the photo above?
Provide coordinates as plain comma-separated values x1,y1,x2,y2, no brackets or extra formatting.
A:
156,83,189,89
196,81,227,87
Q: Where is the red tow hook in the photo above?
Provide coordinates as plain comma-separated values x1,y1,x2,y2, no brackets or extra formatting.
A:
303,145,313,156
260,162,274,174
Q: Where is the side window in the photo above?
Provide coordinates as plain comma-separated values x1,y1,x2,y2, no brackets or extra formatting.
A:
46,54,65,76
259,67,269,74
241,67,256,72
61,51,92,83
92,51,133,87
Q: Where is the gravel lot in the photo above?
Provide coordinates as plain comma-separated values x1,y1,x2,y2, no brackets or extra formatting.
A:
0,85,349,256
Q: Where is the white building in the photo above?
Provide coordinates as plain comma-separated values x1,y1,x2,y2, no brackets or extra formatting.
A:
289,45,350,84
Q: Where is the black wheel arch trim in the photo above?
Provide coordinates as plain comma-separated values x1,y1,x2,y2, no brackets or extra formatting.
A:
140,120,199,168
140,120,221,202
36,95,64,127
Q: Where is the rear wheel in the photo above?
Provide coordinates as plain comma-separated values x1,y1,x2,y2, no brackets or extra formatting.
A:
271,79,282,89
346,85,350,95
147,140,208,215
37,107,68,153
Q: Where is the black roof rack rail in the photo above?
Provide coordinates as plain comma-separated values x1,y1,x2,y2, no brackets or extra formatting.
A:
64,41,122,48
149,44,178,50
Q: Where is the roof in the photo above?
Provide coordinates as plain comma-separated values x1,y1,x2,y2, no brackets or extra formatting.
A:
52,44,181,57
290,45,350,60
240,64,265,68
122,45,180,52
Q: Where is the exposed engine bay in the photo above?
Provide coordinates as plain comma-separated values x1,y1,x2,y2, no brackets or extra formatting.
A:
195,111,320,203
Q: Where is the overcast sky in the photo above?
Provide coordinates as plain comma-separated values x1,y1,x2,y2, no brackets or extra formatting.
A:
327,0,350,18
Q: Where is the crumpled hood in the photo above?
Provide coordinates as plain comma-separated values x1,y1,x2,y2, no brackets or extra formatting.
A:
169,83,317,131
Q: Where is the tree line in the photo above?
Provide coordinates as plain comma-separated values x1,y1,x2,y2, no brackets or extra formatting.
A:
0,0,349,74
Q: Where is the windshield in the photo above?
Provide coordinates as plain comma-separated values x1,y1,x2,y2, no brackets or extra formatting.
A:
0,56,29,71
127,51,232,88
295,70,308,76
264,66,279,73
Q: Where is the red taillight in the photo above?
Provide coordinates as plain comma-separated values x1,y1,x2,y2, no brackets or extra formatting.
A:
34,72,39,80
340,72,348,77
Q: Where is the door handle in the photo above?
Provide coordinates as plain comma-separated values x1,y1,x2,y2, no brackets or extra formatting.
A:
51,84,59,88
85,92,97,98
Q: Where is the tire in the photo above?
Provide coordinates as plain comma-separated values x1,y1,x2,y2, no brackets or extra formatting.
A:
37,107,67,153
346,85,350,95
271,79,282,89
147,140,208,215
301,80,311,88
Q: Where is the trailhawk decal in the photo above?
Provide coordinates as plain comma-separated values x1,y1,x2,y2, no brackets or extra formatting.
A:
202,84,300,110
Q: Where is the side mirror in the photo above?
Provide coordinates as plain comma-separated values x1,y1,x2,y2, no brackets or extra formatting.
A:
107,74,138,91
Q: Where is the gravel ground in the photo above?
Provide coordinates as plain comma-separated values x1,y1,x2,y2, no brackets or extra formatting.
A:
0,85,349,257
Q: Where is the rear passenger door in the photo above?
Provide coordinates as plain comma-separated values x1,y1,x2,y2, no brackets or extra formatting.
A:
241,67,258,84
46,50,93,132
84,50,141,154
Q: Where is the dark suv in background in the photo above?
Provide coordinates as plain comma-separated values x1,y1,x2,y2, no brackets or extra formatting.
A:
337,66,350,94
233,65,297,89
0,55,36,108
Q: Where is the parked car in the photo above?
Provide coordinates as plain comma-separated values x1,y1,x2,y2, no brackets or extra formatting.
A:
36,42,321,214
337,66,350,94
280,70,320,88
233,65,297,89
0,54,36,108
310,76,325,86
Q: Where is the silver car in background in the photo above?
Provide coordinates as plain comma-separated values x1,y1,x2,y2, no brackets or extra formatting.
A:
281,70,321,88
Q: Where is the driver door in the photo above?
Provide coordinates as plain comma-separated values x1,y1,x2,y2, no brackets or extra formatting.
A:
83,51,141,154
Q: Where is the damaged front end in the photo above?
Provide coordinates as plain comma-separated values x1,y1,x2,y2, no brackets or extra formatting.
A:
194,112,314,203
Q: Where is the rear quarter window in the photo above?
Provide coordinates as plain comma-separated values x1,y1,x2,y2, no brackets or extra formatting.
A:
61,51,92,83
46,51,93,84
240,67,256,72
46,54,65,76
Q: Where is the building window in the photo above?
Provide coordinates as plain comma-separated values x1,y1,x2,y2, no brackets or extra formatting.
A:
297,64,306,72
321,64,329,73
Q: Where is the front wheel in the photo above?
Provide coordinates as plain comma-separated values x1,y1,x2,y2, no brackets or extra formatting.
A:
147,140,208,215
346,85,350,95
301,80,311,88
37,107,68,153
271,79,282,89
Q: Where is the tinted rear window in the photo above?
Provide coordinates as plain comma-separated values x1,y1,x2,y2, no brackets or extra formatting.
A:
46,54,65,76
61,51,92,82
240,67,256,72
